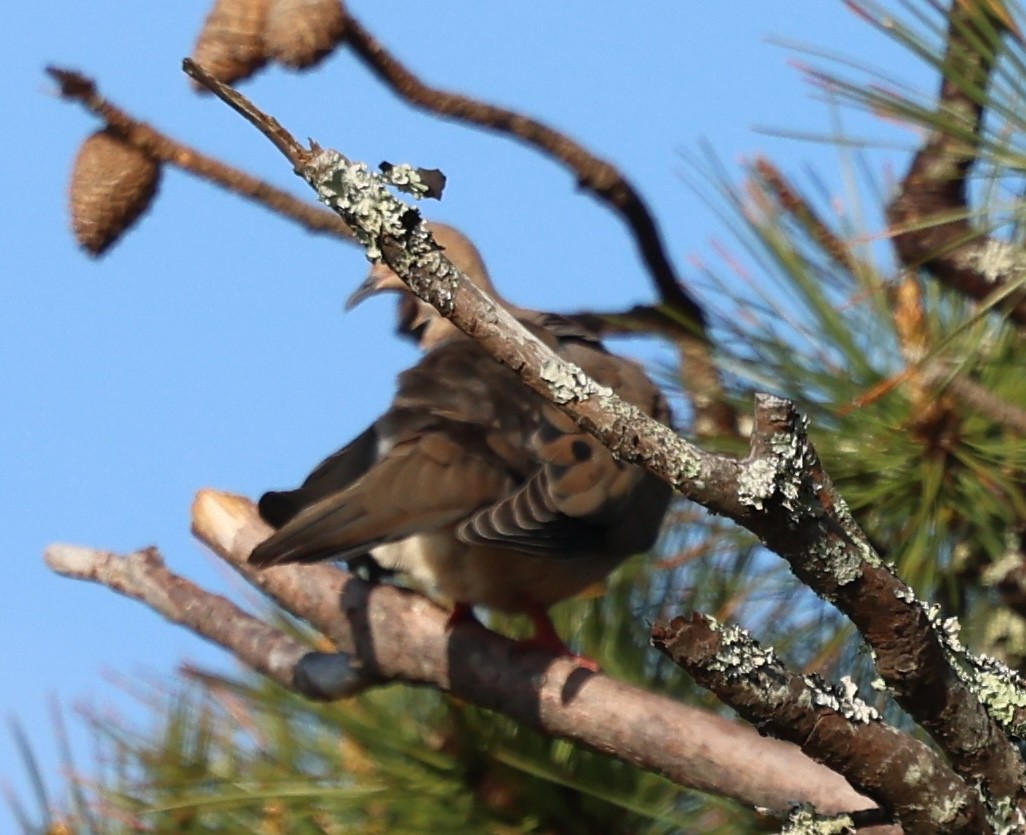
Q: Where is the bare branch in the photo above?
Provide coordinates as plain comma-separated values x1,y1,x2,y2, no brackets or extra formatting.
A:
129,489,896,817
46,66,353,241
44,544,309,691
42,495,885,819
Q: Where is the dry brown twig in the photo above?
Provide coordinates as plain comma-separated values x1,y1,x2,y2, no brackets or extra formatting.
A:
50,29,737,434
47,66,353,242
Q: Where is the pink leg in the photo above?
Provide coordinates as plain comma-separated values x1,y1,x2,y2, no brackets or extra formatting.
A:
446,602,481,629
519,605,600,672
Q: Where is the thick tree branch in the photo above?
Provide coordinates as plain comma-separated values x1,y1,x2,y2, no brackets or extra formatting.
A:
885,2,1026,324
652,614,985,834
43,492,883,821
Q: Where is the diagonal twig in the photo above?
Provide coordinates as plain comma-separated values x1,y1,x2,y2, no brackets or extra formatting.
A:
46,66,354,241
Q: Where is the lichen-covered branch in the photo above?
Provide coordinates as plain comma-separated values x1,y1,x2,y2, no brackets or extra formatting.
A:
307,158,1026,807
886,3,1026,324
180,58,1026,807
742,398,1026,806
651,614,986,834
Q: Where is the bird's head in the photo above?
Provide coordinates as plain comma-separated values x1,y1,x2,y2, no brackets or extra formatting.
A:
345,223,501,350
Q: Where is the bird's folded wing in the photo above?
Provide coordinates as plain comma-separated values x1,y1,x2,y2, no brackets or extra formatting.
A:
455,321,672,559
252,311,672,569
258,425,380,528
248,429,513,567
457,402,654,558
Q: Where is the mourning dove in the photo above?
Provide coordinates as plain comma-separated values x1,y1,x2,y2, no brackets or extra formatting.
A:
251,224,672,660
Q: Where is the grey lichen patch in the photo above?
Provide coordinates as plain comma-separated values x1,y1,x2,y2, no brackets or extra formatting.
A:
738,422,819,516
647,441,703,496
300,147,470,318
380,163,434,197
780,431,824,513
811,536,862,587
805,673,880,724
987,795,1026,835
539,358,611,405
670,450,703,484
956,237,1026,285
823,491,883,569
407,247,458,313
769,431,805,510
704,620,779,677
915,595,1026,736
964,659,1026,735
302,148,413,261
889,579,1026,734
781,804,855,835
837,675,880,723
737,457,778,511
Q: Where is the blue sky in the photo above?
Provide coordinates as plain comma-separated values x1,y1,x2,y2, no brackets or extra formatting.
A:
3,2,930,827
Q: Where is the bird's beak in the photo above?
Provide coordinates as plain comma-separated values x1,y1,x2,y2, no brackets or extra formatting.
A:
345,264,407,311
345,274,379,311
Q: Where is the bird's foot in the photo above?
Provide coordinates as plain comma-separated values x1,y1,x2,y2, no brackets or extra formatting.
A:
513,637,601,672
519,607,600,672
446,602,483,629
345,554,394,585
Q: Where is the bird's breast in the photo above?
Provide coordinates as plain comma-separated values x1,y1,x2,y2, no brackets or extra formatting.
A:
371,532,626,614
